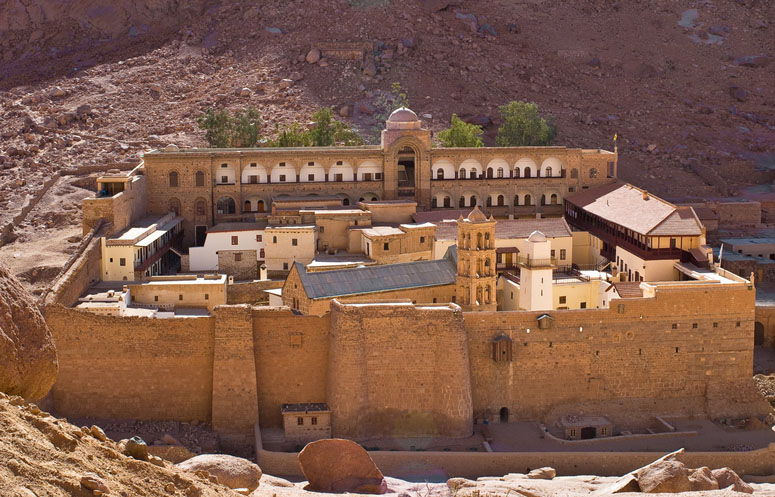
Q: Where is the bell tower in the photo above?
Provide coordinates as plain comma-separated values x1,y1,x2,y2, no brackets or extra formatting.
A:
455,206,497,312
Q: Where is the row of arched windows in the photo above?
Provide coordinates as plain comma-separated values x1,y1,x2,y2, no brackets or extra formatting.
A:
439,166,568,180
171,165,590,187
432,193,560,208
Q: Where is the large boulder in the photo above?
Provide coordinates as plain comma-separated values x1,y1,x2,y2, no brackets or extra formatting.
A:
688,466,719,491
712,467,754,494
299,439,387,494
177,454,262,492
636,460,691,493
0,263,58,400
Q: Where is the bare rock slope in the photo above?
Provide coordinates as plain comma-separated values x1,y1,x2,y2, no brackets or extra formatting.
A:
0,392,241,497
0,262,57,400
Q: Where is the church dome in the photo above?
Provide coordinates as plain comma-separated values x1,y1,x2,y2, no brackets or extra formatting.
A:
387,107,419,123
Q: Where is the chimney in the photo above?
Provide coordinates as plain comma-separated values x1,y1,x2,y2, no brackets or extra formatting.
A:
643,191,649,201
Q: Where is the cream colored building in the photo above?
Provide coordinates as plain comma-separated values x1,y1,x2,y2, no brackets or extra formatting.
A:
565,182,709,282
128,274,227,312
264,225,317,273
100,213,183,281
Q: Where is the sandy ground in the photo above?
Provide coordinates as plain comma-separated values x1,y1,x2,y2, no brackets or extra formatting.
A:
0,175,93,294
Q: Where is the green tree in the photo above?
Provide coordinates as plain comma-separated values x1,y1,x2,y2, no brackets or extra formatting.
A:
231,108,262,147
196,107,262,148
270,123,311,147
196,108,232,148
495,101,556,147
268,108,364,147
437,114,484,147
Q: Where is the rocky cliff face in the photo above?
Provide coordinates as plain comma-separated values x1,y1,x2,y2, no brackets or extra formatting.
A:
0,262,57,400
0,0,211,87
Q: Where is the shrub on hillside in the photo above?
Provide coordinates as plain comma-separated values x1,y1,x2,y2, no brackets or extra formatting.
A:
437,114,484,147
495,101,556,147
197,107,262,148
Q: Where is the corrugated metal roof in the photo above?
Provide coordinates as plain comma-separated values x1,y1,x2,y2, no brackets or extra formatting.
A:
297,256,457,300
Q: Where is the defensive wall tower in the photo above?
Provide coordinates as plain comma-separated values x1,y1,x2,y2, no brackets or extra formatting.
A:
326,300,473,440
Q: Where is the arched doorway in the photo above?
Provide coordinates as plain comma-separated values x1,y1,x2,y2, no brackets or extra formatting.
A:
581,427,596,439
396,146,416,199
500,407,509,423
755,322,765,346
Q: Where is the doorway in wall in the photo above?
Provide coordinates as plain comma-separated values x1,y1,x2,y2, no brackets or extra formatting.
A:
755,322,765,346
195,225,207,247
397,146,416,199
580,427,596,439
499,407,509,423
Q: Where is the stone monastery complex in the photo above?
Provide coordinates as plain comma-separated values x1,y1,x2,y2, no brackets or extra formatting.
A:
43,108,769,449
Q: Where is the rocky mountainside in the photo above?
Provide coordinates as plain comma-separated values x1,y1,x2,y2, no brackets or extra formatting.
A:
0,0,773,270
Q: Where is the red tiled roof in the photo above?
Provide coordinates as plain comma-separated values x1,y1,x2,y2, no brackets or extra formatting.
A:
612,282,644,299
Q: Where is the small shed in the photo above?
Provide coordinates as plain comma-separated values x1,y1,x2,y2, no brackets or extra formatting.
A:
560,415,613,440
281,403,331,444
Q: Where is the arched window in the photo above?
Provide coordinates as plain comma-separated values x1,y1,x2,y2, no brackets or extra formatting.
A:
486,196,493,207
244,200,252,212
168,197,181,214
470,169,477,179
541,194,547,206
460,168,466,179
514,168,521,178
195,199,206,216
432,198,438,208
459,197,465,208
524,167,532,178
471,195,477,206
570,168,579,179
273,236,277,243
169,171,179,187
545,167,552,177
257,200,265,213
487,167,493,179
443,196,451,208
217,196,236,215
497,195,505,206
195,170,205,187
437,169,445,180
342,197,350,206
525,194,532,205
477,233,483,249
497,168,504,178
589,168,598,179
514,195,520,206
550,194,558,205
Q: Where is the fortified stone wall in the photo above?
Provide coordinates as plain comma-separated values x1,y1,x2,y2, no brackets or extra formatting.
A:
710,201,761,227
755,305,775,348
327,301,473,440
46,306,215,422
252,308,330,428
211,305,259,446
465,282,766,429
44,223,105,307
